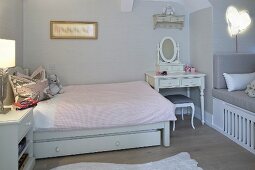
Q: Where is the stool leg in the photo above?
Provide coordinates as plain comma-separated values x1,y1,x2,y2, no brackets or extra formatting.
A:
173,121,175,131
181,108,184,120
191,104,195,129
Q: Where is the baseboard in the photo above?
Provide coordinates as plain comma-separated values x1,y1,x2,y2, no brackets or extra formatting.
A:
174,105,213,128
194,105,213,128
211,124,223,132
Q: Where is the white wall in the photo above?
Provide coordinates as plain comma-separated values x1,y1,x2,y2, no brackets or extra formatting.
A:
0,0,23,66
0,0,23,105
190,7,213,114
190,0,255,116
23,0,190,85
209,0,255,53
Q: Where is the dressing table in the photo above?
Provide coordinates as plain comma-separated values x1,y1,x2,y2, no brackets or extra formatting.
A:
145,72,205,124
145,37,206,124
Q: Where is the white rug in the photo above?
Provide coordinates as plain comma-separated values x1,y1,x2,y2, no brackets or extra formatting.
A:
52,152,203,170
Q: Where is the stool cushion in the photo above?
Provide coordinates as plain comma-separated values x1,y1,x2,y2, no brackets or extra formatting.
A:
165,95,193,104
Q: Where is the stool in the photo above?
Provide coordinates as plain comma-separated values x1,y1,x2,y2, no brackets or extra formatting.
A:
165,94,195,131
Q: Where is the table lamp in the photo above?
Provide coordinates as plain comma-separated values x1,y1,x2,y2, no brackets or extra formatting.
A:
0,39,15,113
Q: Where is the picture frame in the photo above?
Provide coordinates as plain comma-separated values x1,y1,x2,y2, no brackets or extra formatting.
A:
50,21,98,39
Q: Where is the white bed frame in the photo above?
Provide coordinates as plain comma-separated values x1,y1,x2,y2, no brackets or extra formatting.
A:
34,121,170,158
7,67,171,159
213,98,255,154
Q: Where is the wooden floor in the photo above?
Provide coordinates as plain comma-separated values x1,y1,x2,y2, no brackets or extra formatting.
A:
34,116,255,170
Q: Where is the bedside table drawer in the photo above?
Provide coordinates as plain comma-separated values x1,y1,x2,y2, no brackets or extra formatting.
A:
181,77,201,87
159,78,180,88
18,111,33,141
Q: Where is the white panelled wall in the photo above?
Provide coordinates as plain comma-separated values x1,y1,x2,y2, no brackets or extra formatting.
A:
23,0,190,85
0,0,23,66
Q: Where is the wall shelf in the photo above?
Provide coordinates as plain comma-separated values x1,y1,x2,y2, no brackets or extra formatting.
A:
153,14,185,30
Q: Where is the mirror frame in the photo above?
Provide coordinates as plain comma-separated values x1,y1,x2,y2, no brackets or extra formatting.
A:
159,37,177,63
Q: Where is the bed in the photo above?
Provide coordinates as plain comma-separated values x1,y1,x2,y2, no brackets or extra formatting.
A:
31,81,176,158
213,53,255,154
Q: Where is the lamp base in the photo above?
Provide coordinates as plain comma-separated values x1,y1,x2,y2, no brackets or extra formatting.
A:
0,105,14,114
0,108,11,114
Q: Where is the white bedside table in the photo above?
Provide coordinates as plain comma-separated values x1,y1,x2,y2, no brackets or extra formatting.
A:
145,72,206,124
0,108,35,170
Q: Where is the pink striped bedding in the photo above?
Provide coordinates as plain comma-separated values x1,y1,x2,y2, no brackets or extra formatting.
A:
33,81,176,131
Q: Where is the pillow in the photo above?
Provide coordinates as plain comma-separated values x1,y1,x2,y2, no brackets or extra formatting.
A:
223,72,255,92
245,80,255,97
17,66,46,81
16,72,32,79
9,66,50,102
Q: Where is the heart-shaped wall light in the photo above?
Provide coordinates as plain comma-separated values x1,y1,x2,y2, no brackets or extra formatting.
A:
226,6,252,36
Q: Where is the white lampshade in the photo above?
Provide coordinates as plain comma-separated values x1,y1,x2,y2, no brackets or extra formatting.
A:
226,6,251,36
239,11,252,32
0,39,16,68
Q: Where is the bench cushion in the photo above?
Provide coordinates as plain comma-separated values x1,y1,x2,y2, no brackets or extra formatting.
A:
212,88,255,114
165,95,193,104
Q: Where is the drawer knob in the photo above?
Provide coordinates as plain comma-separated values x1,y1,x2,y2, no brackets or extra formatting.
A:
55,147,60,152
115,141,120,146
25,122,31,126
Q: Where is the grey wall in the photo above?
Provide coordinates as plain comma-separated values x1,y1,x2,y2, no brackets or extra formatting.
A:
190,0,255,116
0,0,23,105
209,0,255,53
190,7,213,114
23,0,190,85
0,0,23,66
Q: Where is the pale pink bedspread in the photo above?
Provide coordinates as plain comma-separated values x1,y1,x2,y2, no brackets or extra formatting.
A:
33,81,176,130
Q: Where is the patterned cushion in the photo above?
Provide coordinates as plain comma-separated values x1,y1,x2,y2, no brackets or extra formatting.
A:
245,80,255,97
9,66,50,102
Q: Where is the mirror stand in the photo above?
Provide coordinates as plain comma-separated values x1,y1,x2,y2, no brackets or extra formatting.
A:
156,62,184,74
156,37,184,73
157,43,181,65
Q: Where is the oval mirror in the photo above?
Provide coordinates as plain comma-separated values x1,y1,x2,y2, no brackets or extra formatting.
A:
159,37,177,63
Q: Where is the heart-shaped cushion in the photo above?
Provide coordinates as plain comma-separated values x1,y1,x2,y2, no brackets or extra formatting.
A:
226,6,251,36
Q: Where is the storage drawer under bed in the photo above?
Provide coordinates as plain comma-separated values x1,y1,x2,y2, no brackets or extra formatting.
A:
34,130,160,158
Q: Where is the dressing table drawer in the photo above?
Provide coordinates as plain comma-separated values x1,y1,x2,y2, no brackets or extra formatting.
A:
159,78,180,88
181,77,201,87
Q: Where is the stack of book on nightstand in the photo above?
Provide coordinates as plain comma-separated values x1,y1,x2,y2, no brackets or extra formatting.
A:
18,153,28,170
18,137,26,155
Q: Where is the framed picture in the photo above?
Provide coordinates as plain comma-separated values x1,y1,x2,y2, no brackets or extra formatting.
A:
50,21,98,39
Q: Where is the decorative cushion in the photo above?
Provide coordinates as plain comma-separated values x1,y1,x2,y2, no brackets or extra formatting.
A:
165,95,193,104
5,67,29,106
9,66,50,102
245,80,255,97
223,72,255,92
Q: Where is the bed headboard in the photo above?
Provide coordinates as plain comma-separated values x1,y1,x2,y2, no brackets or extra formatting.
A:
213,53,255,89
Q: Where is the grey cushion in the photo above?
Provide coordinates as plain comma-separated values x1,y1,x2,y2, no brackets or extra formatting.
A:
213,54,255,89
212,88,255,114
165,95,193,104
